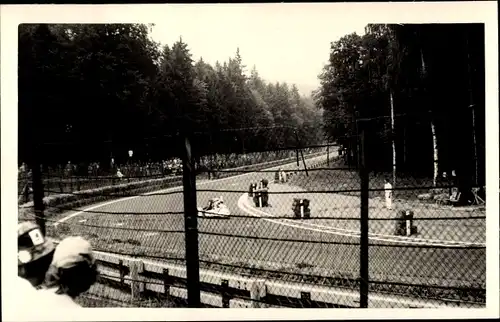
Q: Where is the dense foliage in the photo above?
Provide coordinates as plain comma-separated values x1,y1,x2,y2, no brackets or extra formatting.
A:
315,24,485,186
19,24,323,167
19,23,485,188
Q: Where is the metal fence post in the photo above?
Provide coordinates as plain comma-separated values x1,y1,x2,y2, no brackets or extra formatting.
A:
32,144,46,236
296,148,300,168
181,134,201,307
294,130,309,177
358,125,369,308
327,144,330,166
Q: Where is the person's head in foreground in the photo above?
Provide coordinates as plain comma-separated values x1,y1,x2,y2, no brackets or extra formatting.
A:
43,236,98,299
18,221,55,287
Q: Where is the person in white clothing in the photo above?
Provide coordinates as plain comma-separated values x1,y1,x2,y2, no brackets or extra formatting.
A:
384,177,393,210
40,236,98,306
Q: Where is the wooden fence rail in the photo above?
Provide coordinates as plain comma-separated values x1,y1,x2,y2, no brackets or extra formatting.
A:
90,251,485,309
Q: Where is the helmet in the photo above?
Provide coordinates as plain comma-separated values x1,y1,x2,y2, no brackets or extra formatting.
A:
18,222,55,266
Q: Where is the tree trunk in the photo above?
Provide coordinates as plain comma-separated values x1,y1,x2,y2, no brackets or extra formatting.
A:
430,120,438,186
420,45,438,186
465,32,478,186
390,90,396,188
471,106,478,186
403,126,407,170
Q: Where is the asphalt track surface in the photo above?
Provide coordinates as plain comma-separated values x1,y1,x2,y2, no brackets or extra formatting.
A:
55,154,486,293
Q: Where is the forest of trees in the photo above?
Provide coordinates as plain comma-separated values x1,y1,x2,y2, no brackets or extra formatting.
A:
19,23,485,189
18,24,323,167
315,23,485,187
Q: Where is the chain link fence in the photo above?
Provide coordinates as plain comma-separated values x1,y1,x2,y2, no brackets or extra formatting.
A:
18,126,486,308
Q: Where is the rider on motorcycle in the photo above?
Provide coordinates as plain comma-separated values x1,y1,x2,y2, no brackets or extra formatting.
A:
203,196,224,211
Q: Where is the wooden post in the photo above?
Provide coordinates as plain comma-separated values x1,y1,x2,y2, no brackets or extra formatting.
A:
250,279,266,308
130,259,144,299
118,260,125,284
221,279,230,308
301,292,312,308
163,268,171,296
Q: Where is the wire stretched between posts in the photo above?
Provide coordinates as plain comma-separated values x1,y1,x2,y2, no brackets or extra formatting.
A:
45,205,185,216
197,231,484,249
44,173,174,181
42,188,184,197
36,203,486,220
197,185,465,194
93,248,186,262
368,279,486,294
40,184,485,199
203,167,349,173
197,214,485,221
28,213,185,233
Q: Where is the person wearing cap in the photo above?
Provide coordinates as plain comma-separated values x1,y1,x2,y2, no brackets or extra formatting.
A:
39,236,98,306
18,221,56,288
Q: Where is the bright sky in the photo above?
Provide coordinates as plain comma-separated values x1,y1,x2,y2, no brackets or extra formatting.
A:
149,5,367,96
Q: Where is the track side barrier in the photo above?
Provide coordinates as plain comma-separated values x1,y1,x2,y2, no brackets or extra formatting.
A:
90,251,485,309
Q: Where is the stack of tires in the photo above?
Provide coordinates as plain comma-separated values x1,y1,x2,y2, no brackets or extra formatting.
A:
253,179,269,207
274,170,280,183
394,210,418,236
248,183,257,197
292,198,311,219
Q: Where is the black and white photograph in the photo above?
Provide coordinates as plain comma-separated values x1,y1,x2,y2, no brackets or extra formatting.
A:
2,2,498,320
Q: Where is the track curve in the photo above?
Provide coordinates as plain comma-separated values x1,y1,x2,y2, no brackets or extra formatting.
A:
57,154,486,290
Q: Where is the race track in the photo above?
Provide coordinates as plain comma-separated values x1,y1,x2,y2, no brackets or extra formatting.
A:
55,155,486,295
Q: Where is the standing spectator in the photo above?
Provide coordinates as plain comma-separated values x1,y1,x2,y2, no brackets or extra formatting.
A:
384,177,393,210
19,162,28,176
451,170,458,188
65,161,73,177
116,168,124,180
18,163,31,203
